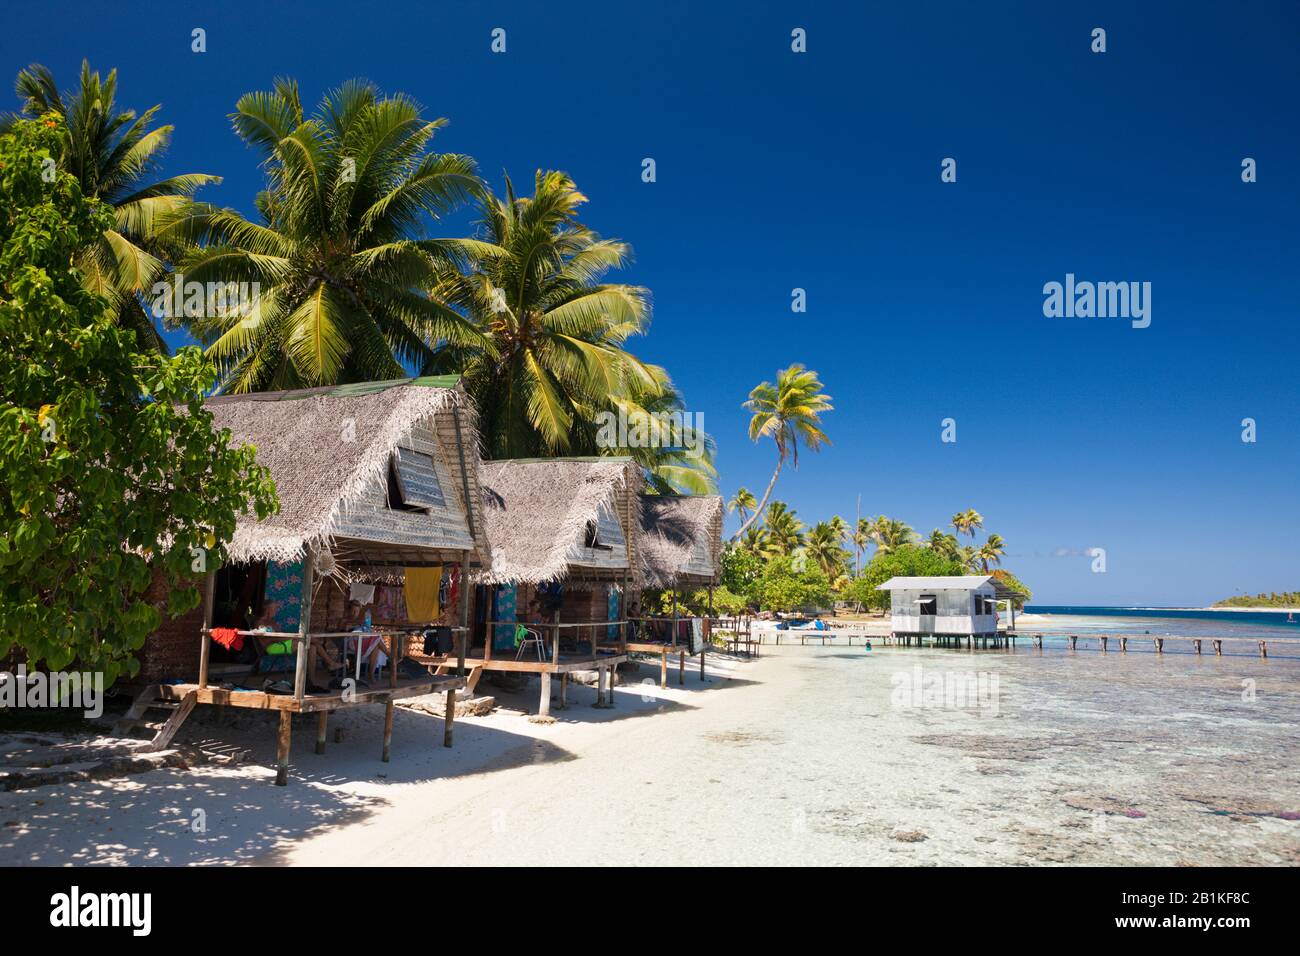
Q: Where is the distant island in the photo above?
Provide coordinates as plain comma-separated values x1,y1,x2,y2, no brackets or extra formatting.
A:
1212,592,1300,609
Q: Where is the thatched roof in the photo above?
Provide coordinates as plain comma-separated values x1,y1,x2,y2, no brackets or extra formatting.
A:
206,377,490,568
639,494,724,588
477,458,643,585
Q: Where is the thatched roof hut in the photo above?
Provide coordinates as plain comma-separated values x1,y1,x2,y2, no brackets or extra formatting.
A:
477,457,643,585
638,494,724,588
205,376,490,571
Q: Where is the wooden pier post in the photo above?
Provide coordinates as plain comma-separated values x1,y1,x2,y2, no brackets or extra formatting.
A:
1120,637,1128,652
1259,641,1268,659
558,673,568,710
1101,636,1108,653
1213,639,1222,656
1193,639,1202,655
608,663,617,707
1069,635,1077,650
275,710,292,786
1155,638,1164,654
679,650,686,686
315,712,327,754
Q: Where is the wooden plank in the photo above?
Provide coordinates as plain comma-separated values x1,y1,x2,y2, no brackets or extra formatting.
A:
155,676,464,712
113,685,159,737
145,690,197,752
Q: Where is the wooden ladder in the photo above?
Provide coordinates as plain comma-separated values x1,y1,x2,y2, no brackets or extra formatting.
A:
433,661,484,694
112,686,198,752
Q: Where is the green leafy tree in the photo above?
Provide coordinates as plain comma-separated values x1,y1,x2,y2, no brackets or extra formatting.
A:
845,544,967,612
989,569,1032,610
756,555,832,613
733,364,832,539
7,61,220,352
720,543,763,603
0,117,278,684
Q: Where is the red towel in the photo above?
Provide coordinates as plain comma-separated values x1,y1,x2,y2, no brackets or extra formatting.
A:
210,627,244,652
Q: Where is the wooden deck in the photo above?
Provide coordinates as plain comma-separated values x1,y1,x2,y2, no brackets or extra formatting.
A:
618,641,705,687
156,674,466,786
428,651,629,719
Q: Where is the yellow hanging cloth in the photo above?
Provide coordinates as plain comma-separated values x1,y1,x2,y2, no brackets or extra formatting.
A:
404,566,442,622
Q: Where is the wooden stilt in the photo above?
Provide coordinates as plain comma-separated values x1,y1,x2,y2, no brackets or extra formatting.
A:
382,700,394,762
275,710,292,786
594,666,606,707
1101,636,1108,652
315,712,327,754
559,673,568,710
679,650,685,686
1121,637,1128,652
1155,638,1164,654
608,664,616,706
198,571,215,689
660,649,668,688
292,547,317,701
1259,641,1268,659
538,671,552,718
1193,639,1202,655
1213,639,1222,656
1069,635,1077,650
443,687,455,747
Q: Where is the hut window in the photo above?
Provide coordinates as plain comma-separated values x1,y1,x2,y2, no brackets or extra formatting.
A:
917,594,937,616
585,521,612,550
386,457,427,513
392,447,446,508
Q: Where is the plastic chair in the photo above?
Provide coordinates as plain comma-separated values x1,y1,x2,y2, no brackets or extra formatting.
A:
515,625,548,661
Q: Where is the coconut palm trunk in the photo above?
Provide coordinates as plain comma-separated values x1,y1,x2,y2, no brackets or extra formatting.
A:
734,453,782,539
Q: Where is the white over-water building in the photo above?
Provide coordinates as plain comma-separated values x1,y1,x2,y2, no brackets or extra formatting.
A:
875,575,1022,647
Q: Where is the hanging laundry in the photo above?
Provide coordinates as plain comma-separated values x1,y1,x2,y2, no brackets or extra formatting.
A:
263,560,304,631
493,584,517,652
210,627,243,652
349,581,376,605
606,588,620,641
404,566,442,622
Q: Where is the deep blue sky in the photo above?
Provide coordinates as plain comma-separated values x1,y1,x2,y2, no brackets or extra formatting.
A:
6,1,1298,605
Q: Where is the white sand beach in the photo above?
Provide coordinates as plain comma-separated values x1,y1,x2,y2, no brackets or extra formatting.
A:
1,644,1296,866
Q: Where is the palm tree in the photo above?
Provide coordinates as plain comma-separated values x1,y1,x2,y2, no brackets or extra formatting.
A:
740,525,769,554
728,488,757,528
871,516,916,554
596,370,717,493
977,533,1006,572
958,545,980,572
827,515,849,544
733,365,833,539
927,528,960,560
179,78,488,392
8,61,219,351
806,521,848,579
762,501,805,556
851,517,873,572
951,509,984,540
428,169,670,461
